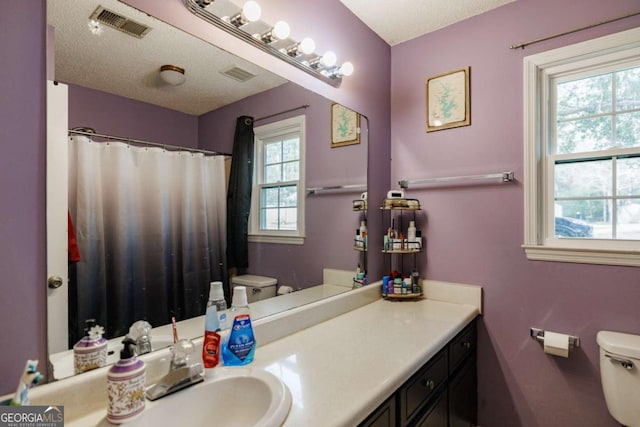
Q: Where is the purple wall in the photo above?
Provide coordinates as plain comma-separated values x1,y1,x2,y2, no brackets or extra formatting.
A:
0,2,47,394
390,1,640,426
67,84,198,148
122,0,392,281
199,82,368,287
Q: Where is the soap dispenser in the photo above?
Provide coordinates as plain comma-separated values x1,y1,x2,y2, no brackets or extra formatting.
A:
73,319,107,374
107,338,146,424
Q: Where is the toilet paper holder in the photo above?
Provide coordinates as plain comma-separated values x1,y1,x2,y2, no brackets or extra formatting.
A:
530,328,580,348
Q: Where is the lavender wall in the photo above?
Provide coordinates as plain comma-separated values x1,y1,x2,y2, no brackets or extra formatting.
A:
390,1,640,426
199,82,368,287
67,84,198,148
123,0,392,281
0,2,47,394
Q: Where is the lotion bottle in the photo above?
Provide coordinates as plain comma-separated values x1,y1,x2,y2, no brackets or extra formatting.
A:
221,286,256,366
407,221,417,249
107,338,146,424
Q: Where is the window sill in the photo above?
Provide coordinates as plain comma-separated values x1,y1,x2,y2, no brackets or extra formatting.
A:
248,234,304,245
522,245,640,267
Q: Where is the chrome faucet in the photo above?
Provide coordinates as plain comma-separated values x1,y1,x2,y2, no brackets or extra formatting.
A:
146,339,204,401
128,320,153,355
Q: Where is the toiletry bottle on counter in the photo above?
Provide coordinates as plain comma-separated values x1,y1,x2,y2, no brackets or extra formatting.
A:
73,319,107,374
202,284,222,376
107,338,146,424
221,286,256,366
208,281,228,331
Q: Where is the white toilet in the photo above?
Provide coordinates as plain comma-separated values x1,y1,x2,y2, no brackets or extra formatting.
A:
597,331,640,427
230,275,277,303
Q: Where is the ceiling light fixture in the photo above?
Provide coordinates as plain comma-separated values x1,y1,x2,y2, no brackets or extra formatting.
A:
185,0,353,87
159,65,186,86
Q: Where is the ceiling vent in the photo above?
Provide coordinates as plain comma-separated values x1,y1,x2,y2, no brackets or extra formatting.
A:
89,6,151,38
221,66,257,82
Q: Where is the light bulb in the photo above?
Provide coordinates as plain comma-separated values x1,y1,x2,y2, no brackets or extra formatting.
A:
321,51,337,67
339,61,354,76
272,21,290,40
88,19,103,36
242,1,261,22
299,37,315,55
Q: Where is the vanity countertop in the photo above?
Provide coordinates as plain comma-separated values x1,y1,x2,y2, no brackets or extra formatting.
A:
255,297,478,427
23,281,480,426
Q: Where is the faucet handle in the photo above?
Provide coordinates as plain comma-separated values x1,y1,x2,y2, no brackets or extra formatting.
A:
170,339,195,371
129,320,153,355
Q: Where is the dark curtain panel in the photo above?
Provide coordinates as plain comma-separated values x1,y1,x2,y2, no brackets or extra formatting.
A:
226,116,255,296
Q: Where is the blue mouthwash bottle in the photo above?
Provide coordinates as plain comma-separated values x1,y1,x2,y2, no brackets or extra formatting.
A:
221,286,256,366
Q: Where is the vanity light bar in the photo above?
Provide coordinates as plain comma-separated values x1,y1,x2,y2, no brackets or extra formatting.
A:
184,0,344,87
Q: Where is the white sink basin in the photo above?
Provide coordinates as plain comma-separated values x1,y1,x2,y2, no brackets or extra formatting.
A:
124,368,291,427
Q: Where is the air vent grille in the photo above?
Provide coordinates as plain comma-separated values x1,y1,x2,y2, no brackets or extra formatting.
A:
221,66,257,82
90,6,151,38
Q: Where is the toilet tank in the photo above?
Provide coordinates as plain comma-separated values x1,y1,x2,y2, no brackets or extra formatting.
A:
597,331,640,427
231,275,277,303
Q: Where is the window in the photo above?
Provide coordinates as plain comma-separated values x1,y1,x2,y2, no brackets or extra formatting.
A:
523,28,640,266
249,115,305,244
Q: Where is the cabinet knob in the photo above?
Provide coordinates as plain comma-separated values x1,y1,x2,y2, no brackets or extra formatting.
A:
461,341,472,349
421,379,435,390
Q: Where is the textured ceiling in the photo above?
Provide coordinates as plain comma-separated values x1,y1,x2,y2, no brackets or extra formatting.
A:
338,0,516,46
47,0,287,116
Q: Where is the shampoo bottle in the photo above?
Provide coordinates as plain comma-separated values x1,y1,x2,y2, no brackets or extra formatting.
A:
107,338,146,424
359,220,367,250
221,286,256,366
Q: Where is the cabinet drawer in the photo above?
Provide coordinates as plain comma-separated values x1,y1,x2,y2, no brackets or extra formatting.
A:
449,321,476,374
400,349,447,425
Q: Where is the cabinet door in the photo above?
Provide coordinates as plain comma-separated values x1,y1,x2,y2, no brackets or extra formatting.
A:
448,355,477,427
400,350,448,425
359,395,397,427
413,391,447,427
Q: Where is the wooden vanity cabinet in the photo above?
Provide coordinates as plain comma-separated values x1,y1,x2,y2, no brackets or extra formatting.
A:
359,320,477,427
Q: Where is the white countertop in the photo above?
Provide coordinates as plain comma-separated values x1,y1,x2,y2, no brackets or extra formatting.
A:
22,280,480,426
253,298,478,427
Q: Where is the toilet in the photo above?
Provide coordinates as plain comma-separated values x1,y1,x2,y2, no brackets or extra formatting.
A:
597,331,640,427
230,275,277,303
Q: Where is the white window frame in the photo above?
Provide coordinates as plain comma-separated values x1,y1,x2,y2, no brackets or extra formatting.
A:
523,27,640,267
248,115,306,245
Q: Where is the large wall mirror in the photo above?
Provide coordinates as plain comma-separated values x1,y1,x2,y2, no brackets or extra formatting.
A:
46,0,368,380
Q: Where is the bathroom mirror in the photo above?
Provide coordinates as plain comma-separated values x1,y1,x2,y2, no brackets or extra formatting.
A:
46,0,367,379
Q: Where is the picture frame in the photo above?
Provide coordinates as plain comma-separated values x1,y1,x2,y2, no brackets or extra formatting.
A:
331,103,360,147
425,66,470,132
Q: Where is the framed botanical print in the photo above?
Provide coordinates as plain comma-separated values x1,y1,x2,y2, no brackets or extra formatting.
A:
331,103,360,147
425,66,470,132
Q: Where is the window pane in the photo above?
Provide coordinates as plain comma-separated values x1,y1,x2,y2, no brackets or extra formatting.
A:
555,200,611,239
557,74,612,121
617,199,640,240
262,187,279,207
279,185,297,207
265,141,281,165
282,161,299,181
261,207,279,230
279,207,297,230
265,164,281,184
616,111,640,148
618,157,640,196
282,138,299,162
555,160,612,198
556,116,613,154
615,67,640,112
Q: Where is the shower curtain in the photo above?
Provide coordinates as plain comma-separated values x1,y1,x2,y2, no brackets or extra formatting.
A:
68,135,227,343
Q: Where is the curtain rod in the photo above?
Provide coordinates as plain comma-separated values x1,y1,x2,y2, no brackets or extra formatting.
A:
254,104,310,122
68,128,230,156
510,10,640,50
